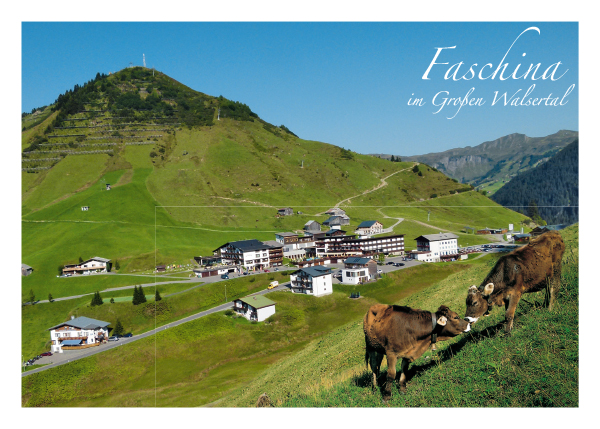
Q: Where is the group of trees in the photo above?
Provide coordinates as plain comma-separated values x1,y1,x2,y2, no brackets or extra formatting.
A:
132,285,147,305
492,140,578,225
390,155,402,162
90,291,104,306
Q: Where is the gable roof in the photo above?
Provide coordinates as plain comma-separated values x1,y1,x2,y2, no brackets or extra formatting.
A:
235,295,276,309
356,220,380,228
86,257,111,263
415,233,459,242
48,316,110,331
22,264,33,270
295,265,332,278
217,239,271,253
275,232,298,237
344,257,373,265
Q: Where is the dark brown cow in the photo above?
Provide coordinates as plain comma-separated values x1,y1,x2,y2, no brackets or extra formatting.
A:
363,304,470,400
465,230,565,333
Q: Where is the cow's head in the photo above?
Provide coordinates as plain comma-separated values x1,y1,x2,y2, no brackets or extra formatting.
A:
464,283,494,324
436,305,470,336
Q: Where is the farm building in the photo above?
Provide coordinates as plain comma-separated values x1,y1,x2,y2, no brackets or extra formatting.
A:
48,316,110,353
63,257,111,275
233,295,276,322
21,264,34,276
513,233,531,243
303,220,321,233
323,214,350,227
290,265,333,297
530,224,567,237
277,207,293,216
325,208,346,217
476,227,507,234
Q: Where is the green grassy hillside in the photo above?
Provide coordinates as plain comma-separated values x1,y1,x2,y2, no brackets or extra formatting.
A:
221,224,578,407
22,260,477,406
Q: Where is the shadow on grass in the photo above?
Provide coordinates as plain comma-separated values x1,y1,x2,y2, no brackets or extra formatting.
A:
352,320,508,397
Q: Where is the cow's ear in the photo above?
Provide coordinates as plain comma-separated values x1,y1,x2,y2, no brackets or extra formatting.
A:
483,283,494,296
469,285,478,293
436,316,447,326
436,305,449,316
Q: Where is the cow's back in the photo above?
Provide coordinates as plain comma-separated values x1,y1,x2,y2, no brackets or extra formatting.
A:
364,305,428,354
484,231,565,294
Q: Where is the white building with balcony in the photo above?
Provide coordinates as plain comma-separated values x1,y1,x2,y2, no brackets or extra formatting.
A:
233,295,276,322
290,265,333,297
48,316,110,353
412,233,459,262
214,239,274,270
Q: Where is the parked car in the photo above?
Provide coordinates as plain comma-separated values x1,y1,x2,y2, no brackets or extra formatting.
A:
123,333,133,338
221,274,229,279
264,269,270,273
377,269,383,274
274,268,279,271
243,272,248,275
108,336,119,341
40,352,52,357
393,262,404,267
386,261,394,265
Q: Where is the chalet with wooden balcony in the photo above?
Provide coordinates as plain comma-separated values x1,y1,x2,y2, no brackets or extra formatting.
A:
290,265,333,297
48,316,110,353
233,295,276,322
62,257,111,275
355,220,384,236
214,239,281,270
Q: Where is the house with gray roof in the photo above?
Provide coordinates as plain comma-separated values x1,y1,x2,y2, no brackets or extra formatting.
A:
290,265,333,297
21,264,33,276
63,257,111,275
48,316,111,353
412,233,459,262
303,220,321,233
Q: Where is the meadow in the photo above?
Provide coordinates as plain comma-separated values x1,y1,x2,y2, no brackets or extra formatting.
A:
21,260,474,406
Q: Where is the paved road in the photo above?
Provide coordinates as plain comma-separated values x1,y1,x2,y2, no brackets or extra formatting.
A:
21,283,288,378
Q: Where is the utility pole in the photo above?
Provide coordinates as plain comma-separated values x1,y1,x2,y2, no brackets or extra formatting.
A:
427,210,431,222
225,284,227,302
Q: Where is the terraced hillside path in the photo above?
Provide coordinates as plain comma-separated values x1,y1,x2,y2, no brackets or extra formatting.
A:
330,163,417,211
376,208,404,233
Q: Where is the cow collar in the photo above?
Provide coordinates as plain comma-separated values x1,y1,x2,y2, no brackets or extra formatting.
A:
484,296,494,316
431,312,438,344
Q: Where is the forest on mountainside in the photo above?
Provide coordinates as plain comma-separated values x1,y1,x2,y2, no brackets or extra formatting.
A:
491,139,578,225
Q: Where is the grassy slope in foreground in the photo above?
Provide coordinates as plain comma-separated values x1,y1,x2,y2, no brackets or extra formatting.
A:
21,261,472,407
221,224,578,407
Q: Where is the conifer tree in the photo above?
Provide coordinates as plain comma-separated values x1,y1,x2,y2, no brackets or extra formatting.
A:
113,318,124,337
155,289,162,301
48,293,53,303
139,285,147,304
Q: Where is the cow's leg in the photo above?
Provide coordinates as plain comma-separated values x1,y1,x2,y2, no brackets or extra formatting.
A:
549,264,562,312
383,354,397,401
504,293,521,333
398,358,410,393
368,351,383,391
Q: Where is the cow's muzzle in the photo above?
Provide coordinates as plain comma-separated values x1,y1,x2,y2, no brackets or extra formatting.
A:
464,317,478,324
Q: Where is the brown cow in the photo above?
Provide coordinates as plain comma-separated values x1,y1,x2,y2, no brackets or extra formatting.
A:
364,304,470,400
465,231,565,333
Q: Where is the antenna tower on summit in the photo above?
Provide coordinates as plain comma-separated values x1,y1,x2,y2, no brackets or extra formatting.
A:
143,54,146,68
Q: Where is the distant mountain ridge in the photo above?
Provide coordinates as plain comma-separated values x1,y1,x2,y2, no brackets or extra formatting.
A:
372,130,578,188
491,139,578,225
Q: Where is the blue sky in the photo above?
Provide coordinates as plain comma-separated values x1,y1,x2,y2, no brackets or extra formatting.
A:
22,22,578,156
